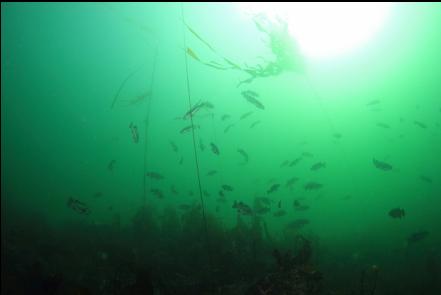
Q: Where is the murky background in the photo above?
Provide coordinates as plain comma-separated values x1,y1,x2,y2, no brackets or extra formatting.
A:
2,3,440,294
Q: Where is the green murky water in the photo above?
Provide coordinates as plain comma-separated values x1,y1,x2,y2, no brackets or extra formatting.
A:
2,3,440,294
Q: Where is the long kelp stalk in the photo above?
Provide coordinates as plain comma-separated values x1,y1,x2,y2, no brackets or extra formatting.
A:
110,64,144,109
142,46,158,206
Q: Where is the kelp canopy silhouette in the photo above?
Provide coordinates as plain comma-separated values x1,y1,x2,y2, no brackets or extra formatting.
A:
184,12,304,86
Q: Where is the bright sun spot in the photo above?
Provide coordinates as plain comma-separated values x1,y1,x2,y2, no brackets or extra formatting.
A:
237,2,393,59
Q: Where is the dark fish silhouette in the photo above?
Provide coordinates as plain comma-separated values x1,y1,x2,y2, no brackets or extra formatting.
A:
210,142,220,155
286,177,299,188
170,186,178,195
388,208,405,219
221,184,234,191
267,184,280,194
186,47,201,62
67,197,90,215
304,182,323,191
286,219,310,230
255,207,270,215
119,91,150,107
150,188,164,199
224,124,234,133
183,100,203,119
129,123,139,143
420,175,433,183
93,192,103,198
280,160,290,167
199,139,205,151
255,197,271,206
237,148,249,164
373,158,392,171
233,201,253,215
107,160,116,171
414,121,427,129
250,120,261,129
242,90,265,110
217,196,227,203
294,200,310,211
310,162,326,171
376,122,390,129
180,124,199,134
407,231,429,243
293,200,301,207
221,114,231,121
206,170,217,176
294,204,310,211
242,90,259,98
178,204,191,210
289,158,302,167
273,209,286,217
145,171,164,180
366,99,381,106
203,101,214,109
170,141,178,153
240,111,254,120
183,100,214,120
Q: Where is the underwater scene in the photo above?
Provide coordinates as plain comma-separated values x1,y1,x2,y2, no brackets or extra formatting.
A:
1,2,441,295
